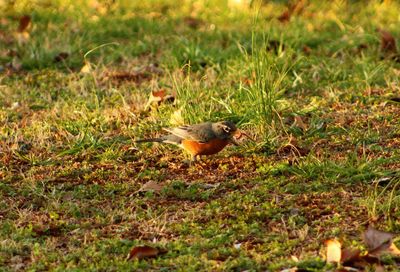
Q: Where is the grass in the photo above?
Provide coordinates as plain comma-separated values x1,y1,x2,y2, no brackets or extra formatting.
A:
1,0,400,270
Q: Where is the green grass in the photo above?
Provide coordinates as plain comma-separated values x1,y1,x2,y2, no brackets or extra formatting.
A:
1,0,400,270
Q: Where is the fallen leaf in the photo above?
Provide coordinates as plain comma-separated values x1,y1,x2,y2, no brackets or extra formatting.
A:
363,226,396,256
291,255,299,262
15,31,30,44
358,43,368,50
277,136,309,157
80,61,92,73
17,15,31,32
277,0,307,23
280,268,311,272
145,89,175,109
293,115,308,131
169,108,184,126
325,239,341,263
7,49,18,57
228,0,250,9
278,10,291,22
10,102,20,110
139,180,164,193
32,224,62,237
107,71,150,82
374,264,385,272
54,52,69,62
15,15,31,44
102,67,160,85
341,247,361,265
378,29,397,54
280,268,298,272
183,16,204,29
290,0,307,15
302,45,312,55
388,242,400,256
127,245,159,260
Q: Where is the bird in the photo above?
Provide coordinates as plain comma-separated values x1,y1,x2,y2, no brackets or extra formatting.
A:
135,121,241,162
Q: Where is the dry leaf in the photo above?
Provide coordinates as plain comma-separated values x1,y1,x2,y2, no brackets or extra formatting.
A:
127,245,159,260
228,0,251,9
291,255,299,262
152,89,167,100
363,226,395,256
15,31,30,44
302,45,312,55
378,29,397,54
54,52,69,62
169,108,184,126
280,268,311,272
145,89,175,109
374,264,385,272
280,268,299,272
278,10,291,22
106,71,151,83
293,115,308,131
102,67,159,85
388,242,400,256
325,239,341,263
183,16,204,29
277,136,309,157
341,247,361,265
278,0,307,23
80,61,92,73
18,15,31,33
139,180,164,193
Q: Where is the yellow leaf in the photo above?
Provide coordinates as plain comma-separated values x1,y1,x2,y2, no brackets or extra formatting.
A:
389,242,400,256
15,31,30,44
169,108,184,126
80,62,92,74
325,239,341,263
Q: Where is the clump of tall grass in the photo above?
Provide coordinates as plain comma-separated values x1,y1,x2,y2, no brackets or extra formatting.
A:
240,30,294,149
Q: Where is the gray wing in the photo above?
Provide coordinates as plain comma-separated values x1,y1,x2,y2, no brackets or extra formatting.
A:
163,122,215,143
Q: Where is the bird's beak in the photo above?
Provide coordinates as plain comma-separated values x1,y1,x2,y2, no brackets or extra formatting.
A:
230,136,240,146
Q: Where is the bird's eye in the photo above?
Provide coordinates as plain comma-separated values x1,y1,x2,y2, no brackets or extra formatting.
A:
223,126,231,133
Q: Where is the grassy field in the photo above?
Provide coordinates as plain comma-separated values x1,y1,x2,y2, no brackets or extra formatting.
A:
1,0,400,271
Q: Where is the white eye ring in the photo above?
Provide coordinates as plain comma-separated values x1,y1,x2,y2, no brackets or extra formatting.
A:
223,126,231,133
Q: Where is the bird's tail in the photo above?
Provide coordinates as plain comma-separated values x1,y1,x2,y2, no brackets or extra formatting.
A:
134,138,164,143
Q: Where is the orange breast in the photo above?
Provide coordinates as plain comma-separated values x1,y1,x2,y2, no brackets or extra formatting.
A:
181,138,229,156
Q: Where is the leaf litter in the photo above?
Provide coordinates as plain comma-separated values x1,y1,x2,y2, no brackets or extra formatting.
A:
15,15,31,44
127,245,166,260
281,226,400,271
137,180,164,194
144,89,175,110
378,28,400,62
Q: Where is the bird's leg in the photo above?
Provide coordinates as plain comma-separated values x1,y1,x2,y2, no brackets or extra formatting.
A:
189,155,202,167
182,154,197,167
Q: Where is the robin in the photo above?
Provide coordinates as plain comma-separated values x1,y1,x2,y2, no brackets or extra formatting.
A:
135,121,241,162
